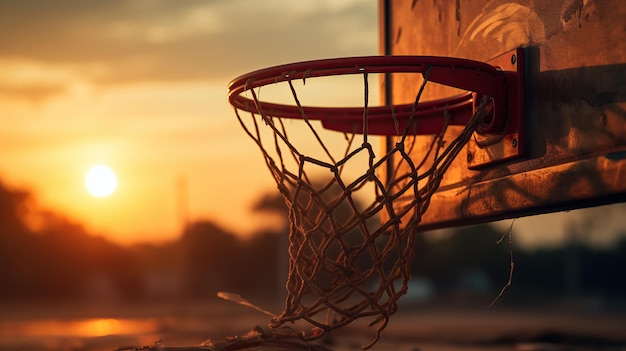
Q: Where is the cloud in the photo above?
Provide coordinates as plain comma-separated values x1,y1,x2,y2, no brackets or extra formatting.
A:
0,0,377,97
105,2,224,44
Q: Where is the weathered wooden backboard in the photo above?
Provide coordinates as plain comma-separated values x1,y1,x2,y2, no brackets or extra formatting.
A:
380,0,626,229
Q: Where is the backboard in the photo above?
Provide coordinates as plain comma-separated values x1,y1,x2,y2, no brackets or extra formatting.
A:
379,0,626,230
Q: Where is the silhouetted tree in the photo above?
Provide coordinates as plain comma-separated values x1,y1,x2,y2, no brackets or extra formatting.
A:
181,221,242,297
411,224,511,291
0,180,143,301
2,175,624,306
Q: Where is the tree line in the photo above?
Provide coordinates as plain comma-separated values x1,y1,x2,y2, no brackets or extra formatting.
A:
0,180,624,305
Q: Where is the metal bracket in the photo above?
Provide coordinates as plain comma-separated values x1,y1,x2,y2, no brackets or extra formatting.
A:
467,48,525,169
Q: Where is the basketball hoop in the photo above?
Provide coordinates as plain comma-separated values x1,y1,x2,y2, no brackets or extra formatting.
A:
227,55,515,349
229,55,515,136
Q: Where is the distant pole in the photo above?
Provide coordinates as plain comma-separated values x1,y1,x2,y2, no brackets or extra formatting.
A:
176,174,189,232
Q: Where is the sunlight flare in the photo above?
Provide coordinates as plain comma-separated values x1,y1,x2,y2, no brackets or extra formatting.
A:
85,164,117,197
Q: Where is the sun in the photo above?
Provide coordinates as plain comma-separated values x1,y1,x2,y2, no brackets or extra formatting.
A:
85,165,118,197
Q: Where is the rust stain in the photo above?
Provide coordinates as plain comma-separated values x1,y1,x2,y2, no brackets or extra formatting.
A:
456,0,461,36
561,0,584,23
560,0,597,30
395,27,403,44
411,0,418,11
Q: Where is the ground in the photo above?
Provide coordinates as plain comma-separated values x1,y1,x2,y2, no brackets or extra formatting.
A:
1,299,625,351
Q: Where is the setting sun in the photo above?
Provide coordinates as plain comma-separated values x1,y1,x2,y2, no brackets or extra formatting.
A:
85,165,118,197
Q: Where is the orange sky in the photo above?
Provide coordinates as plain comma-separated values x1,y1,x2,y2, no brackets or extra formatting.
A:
0,0,381,245
0,1,623,247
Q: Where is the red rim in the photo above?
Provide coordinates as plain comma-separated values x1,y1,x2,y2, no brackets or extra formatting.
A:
228,56,508,135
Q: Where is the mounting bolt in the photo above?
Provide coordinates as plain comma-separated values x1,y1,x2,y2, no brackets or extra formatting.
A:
511,54,517,65
512,138,518,148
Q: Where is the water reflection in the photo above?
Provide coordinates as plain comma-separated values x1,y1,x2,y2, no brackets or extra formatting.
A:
0,318,158,338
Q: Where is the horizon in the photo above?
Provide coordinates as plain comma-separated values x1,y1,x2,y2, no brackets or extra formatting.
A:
5,175,625,251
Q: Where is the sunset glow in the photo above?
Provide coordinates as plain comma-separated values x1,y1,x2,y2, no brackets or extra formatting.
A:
0,1,622,247
0,1,379,245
